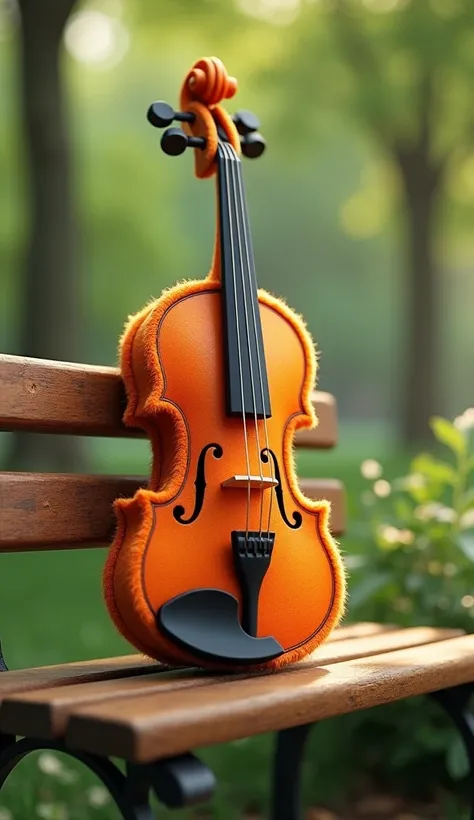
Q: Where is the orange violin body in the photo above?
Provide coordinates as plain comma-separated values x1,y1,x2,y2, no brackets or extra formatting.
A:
104,58,346,670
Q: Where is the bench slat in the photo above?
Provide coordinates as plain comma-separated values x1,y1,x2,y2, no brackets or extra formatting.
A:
0,623,386,735
0,656,157,698
328,622,397,642
0,355,337,447
0,627,460,740
0,622,374,702
0,473,345,551
63,634,474,762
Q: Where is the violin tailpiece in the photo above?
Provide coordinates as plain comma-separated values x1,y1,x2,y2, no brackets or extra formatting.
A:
231,530,276,638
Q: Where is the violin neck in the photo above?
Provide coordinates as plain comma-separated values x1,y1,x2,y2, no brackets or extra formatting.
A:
217,144,272,419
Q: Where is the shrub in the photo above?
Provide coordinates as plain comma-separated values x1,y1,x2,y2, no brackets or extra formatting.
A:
351,407,474,632
322,407,474,808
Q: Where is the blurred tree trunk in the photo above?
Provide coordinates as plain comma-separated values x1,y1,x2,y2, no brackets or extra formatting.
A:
332,9,445,445
391,72,443,446
8,0,82,471
396,146,441,445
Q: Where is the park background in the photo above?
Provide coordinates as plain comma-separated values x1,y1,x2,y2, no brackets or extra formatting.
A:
1,0,474,817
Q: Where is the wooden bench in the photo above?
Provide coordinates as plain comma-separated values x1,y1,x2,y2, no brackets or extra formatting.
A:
0,351,473,819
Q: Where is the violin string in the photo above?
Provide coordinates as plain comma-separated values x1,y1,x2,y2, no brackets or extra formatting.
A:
227,143,264,538
235,153,275,538
221,142,251,540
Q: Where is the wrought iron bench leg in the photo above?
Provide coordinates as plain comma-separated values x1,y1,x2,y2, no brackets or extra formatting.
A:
0,736,216,818
431,683,474,820
0,640,8,672
270,723,314,820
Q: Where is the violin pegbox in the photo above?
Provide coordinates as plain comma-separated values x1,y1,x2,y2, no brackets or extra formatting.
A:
146,58,266,173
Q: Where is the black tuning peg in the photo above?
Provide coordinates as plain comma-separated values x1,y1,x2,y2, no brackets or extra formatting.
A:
233,110,260,136
147,101,195,129
241,131,266,159
160,127,206,156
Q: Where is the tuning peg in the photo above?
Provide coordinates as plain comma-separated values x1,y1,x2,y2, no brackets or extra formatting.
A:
160,127,206,156
241,131,266,159
233,110,260,136
147,101,195,129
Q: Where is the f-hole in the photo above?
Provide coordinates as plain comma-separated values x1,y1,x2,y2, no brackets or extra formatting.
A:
261,448,302,530
173,443,223,525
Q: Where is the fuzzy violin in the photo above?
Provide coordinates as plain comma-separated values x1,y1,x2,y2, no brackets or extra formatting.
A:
103,57,346,670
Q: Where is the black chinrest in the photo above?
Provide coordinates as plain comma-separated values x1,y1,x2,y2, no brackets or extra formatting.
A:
157,588,284,665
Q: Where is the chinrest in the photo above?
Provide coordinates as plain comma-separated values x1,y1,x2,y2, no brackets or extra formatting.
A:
157,588,284,665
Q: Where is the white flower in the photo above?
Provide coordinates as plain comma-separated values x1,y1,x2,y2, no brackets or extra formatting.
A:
373,479,391,498
0,808,13,820
37,753,63,777
57,768,79,785
436,506,456,523
36,804,68,820
462,595,474,609
461,510,474,529
86,786,110,808
402,473,426,491
415,502,438,521
360,459,382,480
415,502,456,523
377,525,414,546
454,407,474,431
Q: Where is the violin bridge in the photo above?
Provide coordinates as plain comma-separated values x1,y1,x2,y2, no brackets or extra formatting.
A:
221,475,278,490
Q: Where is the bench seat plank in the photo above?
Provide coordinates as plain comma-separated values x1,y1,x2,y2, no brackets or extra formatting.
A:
0,628,460,740
0,473,345,551
0,623,383,707
0,655,159,698
328,622,397,641
0,355,337,447
63,634,474,762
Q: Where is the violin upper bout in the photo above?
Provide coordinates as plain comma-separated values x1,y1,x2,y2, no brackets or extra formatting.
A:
259,289,318,430
119,300,166,429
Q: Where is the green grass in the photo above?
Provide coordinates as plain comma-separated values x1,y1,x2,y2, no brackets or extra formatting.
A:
0,424,412,819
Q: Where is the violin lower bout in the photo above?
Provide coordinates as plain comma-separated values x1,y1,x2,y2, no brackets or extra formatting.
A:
105,285,345,669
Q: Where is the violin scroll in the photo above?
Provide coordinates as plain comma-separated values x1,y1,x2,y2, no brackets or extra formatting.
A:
146,58,265,172
179,56,237,110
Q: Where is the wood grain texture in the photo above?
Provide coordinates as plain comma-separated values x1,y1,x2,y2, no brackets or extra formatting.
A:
0,655,157,699
328,622,397,642
0,355,337,447
0,620,359,721
64,634,474,762
0,473,345,551
0,628,460,740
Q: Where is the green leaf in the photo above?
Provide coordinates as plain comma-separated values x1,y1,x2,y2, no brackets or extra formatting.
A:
411,453,457,486
430,416,467,457
393,497,414,522
349,571,391,609
460,486,474,514
447,734,470,780
457,531,474,562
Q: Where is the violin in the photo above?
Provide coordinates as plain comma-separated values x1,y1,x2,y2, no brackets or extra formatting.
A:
104,57,346,670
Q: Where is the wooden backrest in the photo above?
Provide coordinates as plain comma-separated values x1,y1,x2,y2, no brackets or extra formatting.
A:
0,353,345,551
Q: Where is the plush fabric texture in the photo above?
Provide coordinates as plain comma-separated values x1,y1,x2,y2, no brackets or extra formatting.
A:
103,278,346,669
103,55,346,670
